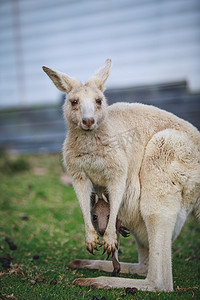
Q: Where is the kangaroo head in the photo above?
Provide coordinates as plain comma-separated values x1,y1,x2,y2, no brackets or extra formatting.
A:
91,194,110,237
42,59,112,131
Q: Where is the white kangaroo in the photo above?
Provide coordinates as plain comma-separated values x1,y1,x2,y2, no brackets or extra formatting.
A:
42,59,200,292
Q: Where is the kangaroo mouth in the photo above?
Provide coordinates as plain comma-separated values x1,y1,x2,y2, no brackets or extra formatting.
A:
82,126,94,131
80,123,96,131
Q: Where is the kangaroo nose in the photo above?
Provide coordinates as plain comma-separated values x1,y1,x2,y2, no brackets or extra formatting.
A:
98,229,105,237
82,117,95,127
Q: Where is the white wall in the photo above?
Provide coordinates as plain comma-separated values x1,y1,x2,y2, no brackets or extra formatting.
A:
0,0,200,108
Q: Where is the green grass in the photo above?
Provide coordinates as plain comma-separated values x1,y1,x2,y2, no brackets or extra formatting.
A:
0,153,199,299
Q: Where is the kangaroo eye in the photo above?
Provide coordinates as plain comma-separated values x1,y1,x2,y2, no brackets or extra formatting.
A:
107,215,110,220
93,215,97,221
96,99,102,105
71,99,78,106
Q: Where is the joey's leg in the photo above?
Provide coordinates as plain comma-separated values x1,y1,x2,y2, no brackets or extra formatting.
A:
73,176,99,254
112,253,120,276
111,232,120,276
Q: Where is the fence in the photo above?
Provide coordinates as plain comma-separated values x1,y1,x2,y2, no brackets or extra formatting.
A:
0,81,199,154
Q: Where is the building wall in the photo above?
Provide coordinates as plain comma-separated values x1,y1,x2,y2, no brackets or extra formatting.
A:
0,0,200,108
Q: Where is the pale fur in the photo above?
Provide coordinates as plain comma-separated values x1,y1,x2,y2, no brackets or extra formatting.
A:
42,59,200,292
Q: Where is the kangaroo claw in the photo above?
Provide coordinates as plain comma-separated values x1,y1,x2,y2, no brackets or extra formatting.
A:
106,252,111,260
87,247,94,255
102,241,109,255
93,245,99,251
107,248,111,258
102,246,107,255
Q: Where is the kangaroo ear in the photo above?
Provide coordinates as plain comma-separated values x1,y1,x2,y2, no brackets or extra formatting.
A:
102,193,109,203
91,193,98,207
42,66,82,93
85,58,112,91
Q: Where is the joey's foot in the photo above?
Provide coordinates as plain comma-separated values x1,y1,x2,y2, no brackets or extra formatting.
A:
85,230,100,255
119,226,130,238
112,268,120,277
101,232,118,256
112,255,120,276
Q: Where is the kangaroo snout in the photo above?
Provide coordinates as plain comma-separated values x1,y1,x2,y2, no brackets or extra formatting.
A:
98,229,105,237
81,117,95,129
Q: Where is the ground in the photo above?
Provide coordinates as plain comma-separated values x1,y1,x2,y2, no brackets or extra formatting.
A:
0,152,199,299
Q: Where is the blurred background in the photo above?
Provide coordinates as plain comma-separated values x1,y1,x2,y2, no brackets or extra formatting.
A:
0,0,200,154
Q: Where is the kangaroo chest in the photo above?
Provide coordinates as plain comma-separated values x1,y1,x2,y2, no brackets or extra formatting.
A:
66,132,126,186
72,153,109,186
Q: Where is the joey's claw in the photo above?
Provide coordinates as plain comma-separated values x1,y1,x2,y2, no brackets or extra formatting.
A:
123,230,130,237
124,233,130,237
119,226,130,237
